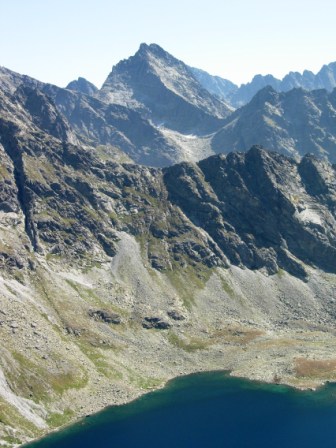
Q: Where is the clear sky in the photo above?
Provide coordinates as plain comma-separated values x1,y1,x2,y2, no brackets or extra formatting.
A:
1,0,336,88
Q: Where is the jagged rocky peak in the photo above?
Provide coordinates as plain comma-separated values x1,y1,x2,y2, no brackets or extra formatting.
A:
99,42,231,134
2,93,336,280
247,84,279,105
138,42,170,58
0,65,213,168
242,61,336,101
66,77,98,96
2,75,336,279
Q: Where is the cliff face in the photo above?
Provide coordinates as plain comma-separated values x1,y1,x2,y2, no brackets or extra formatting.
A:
165,147,336,278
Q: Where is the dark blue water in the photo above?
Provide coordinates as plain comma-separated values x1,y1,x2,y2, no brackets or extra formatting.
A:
25,372,336,448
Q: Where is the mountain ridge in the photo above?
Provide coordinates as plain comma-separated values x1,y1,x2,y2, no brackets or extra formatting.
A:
0,61,218,167
191,61,336,107
212,85,336,162
3,46,336,167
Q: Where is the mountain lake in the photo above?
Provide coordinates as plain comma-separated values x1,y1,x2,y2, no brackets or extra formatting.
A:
24,371,336,448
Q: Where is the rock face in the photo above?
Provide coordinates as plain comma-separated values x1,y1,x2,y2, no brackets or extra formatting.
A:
42,83,181,167
1,65,336,280
99,43,232,134
0,66,189,167
0,65,215,167
164,147,336,278
212,86,336,162
0,66,44,94
192,61,336,108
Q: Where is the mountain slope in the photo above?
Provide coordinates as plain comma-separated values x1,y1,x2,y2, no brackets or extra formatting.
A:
2,79,336,445
212,86,336,162
0,66,45,94
190,66,238,100
99,43,232,134
1,83,336,290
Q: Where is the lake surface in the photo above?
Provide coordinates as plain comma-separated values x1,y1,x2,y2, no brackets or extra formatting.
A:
25,371,336,448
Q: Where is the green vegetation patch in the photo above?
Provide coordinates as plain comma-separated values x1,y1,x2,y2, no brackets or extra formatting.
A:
77,342,123,380
276,268,286,279
123,366,163,390
7,352,87,403
47,408,75,428
165,262,213,309
219,275,236,298
23,154,57,186
167,331,212,352
65,279,101,304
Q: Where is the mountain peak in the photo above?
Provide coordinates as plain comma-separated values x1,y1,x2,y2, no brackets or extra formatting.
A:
66,77,98,96
249,85,279,104
136,43,180,66
99,43,231,134
138,42,165,55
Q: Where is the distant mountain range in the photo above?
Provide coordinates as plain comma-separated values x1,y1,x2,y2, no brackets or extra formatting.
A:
191,61,336,108
1,43,336,166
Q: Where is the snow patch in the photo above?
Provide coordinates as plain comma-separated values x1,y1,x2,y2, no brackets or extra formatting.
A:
295,207,322,225
159,127,214,162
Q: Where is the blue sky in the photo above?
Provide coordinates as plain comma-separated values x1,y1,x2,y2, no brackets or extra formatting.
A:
1,0,336,88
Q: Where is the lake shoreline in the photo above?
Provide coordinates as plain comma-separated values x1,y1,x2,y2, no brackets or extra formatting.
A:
21,367,333,448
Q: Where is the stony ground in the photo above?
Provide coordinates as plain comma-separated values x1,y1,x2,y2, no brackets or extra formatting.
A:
1,231,336,447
